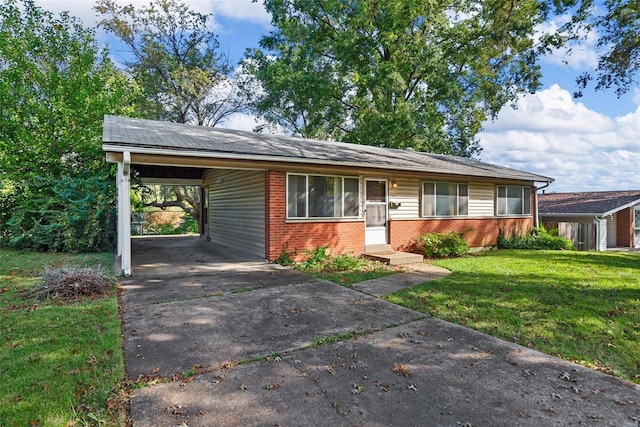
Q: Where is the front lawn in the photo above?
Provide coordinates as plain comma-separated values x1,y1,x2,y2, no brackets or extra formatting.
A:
0,249,126,425
387,250,640,383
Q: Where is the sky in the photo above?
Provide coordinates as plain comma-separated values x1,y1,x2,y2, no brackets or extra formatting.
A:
34,0,640,193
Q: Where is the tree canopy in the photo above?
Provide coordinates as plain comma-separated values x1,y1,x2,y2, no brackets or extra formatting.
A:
0,0,135,251
244,0,566,157
572,0,640,97
95,0,247,126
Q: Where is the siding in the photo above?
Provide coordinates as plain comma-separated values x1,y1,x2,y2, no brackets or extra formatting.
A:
203,169,265,257
387,179,495,219
468,183,495,216
388,177,419,219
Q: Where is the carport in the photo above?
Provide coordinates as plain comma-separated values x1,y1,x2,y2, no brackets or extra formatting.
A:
104,117,269,275
110,153,209,275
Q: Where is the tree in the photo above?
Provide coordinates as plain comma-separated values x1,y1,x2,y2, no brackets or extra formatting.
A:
572,0,640,97
0,0,135,251
95,0,247,126
96,0,253,227
244,0,570,157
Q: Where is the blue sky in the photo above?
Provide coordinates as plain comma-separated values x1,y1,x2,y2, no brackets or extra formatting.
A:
37,0,640,193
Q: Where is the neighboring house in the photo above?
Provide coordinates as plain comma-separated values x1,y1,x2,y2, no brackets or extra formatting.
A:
539,191,640,251
102,115,553,275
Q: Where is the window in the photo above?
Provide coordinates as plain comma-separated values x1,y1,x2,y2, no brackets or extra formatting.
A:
287,174,360,218
422,182,468,217
496,186,531,215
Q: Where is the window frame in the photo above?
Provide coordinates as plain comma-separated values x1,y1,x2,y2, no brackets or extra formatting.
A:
421,181,469,217
496,185,532,216
286,173,360,219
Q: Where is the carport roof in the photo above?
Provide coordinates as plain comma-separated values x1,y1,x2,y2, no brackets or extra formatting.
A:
103,115,553,183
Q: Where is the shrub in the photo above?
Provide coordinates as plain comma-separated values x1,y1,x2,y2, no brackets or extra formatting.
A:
4,176,116,252
498,226,574,250
418,232,469,258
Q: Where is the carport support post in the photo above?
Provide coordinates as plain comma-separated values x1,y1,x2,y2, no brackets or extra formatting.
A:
118,152,132,276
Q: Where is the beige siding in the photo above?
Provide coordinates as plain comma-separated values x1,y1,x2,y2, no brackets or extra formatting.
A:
203,169,265,258
386,180,496,219
388,178,420,219
468,183,495,217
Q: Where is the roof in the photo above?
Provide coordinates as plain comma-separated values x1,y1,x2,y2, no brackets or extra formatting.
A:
539,191,640,217
102,115,553,183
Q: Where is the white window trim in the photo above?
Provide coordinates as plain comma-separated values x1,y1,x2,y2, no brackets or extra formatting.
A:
421,181,469,218
496,185,532,216
286,173,360,220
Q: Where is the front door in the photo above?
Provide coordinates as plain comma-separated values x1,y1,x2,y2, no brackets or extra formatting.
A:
365,179,388,245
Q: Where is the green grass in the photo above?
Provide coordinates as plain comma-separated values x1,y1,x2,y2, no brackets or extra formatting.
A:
0,249,126,426
386,250,640,383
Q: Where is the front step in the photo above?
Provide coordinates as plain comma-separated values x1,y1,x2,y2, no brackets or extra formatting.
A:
363,250,423,265
365,244,393,253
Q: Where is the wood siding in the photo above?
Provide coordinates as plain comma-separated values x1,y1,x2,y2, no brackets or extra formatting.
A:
203,169,265,257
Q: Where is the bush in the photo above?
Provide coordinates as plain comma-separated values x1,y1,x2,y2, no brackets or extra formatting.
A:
498,227,574,250
3,176,116,252
418,231,469,258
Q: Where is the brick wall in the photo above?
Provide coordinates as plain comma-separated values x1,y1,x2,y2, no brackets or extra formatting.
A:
389,217,534,252
616,207,633,248
265,170,364,260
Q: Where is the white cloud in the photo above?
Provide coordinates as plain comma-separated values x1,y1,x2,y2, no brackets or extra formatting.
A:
480,85,640,192
212,0,271,27
33,1,271,28
535,14,599,71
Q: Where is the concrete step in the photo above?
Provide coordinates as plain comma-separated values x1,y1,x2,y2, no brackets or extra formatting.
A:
363,251,424,265
365,244,393,253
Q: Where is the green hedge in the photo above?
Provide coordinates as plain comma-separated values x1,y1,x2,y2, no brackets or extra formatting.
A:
498,227,574,250
417,231,469,258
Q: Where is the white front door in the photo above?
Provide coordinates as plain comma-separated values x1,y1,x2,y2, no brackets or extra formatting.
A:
365,179,388,245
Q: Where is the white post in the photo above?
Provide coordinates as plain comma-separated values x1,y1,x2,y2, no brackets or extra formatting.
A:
121,152,132,276
116,162,123,258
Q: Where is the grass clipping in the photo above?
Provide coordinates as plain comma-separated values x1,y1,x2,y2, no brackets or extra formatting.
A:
25,266,114,303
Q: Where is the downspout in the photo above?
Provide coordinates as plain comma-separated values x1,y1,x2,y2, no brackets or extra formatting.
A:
535,181,552,228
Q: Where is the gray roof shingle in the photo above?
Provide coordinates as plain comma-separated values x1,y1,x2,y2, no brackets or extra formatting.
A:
102,115,553,182
539,191,640,216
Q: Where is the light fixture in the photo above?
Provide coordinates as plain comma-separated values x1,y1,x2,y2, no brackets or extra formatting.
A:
216,178,224,184
390,181,398,188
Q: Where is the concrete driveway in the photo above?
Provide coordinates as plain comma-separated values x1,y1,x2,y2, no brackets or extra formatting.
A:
120,236,640,426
